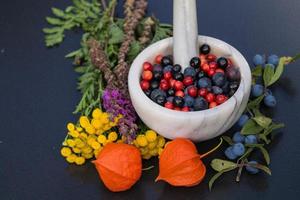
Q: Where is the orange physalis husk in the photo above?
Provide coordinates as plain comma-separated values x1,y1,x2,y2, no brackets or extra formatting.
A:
93,143,142,192
156,138,222,187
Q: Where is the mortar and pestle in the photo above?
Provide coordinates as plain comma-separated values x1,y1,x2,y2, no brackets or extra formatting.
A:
128,0,251,141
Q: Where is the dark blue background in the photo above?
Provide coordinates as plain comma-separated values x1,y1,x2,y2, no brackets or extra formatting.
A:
1,0,300,199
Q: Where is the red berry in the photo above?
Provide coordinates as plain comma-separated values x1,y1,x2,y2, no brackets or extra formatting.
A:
227,58,233,67
188,86,197,97
215,68,225,74
209,61,218,70
206,93,215,103
175,90,184,97
207,68,216,77
183,76,194,86
142,70,153,81
181,106,189,112
164,71,172,80
174,107,181,111
201,63,210,72
164,101,174,109
209,102,218,108
155,55,163,64
169,79,176,88
143,62,153,71
160,79,170,91
140,80,150,90
174,81,184,91
198,88,208,97
206,54,217,62
216,94,228,104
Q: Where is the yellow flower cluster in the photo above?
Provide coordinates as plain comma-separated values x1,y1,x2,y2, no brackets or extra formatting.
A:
60,108,123,165
133,130,166,160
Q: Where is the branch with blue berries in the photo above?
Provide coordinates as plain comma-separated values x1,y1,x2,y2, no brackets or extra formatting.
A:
208,53,300,190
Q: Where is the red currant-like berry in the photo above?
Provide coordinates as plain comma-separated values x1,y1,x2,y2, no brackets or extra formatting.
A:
206,93,215,103
140,80,150,90
143,62,153,71
201,63,210,72
183,76,194,86
155,55,163,64
164,71,172,80
160,79,170,91
207,69,216,77
209,102,218,108
181,106,189,112
164,101,174,109
198,88,208,97
216,94,228,104
206,54,217,62
174,107,181,111
142,70,153,81
169,78,176,88
209,61,218,70
175,90,185,97
188,86,197,97
174,81,184,91
215,68,225,74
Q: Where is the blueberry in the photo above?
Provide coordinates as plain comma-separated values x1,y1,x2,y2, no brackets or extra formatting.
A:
245,161,259,174
232,142,245,156
193,97,208,111
184,67,196,77
253,54,265,66
200,44,210,55
198,77,212,88
229,81,239,94
233,132,245,143
196,70,206,80
163,65,173,73
222,81,230,94
267,54,279,66
251,84,264,97
156,95,166,106
217,57,228,68
264,95,276,107
144,90,151,97
225,147,238,160
166,96,174,103
153,64,163,73
161,56,173,66
237,114,249,127
212,72,226,87
173,96,184,107
190,57,201,68
226,66,241,81
150,80,159,90
150,89,166,101
167,88,175,96
184,95,195,107
153,71,163,80
212,86,223,95
172,64,182,73
174,72,184,81
245,135,257,144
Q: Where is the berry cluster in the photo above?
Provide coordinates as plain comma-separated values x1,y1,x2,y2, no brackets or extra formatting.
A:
133,130,166,160
140,44,241,111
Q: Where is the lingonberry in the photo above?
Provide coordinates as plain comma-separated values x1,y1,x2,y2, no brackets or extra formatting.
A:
216,94,227,104
174,81,184,91
207,68,216,77
209,102,218,108
209,62,218,70
140,80,150,90
164,101,174,109
163,71,172,80
206,54,217,62
175,90,185,97
143,62,153,71
215,68,225,74
201,63,210,72
155,55,163,64
169,79,176,88
187,86,197,97
160,79,170,91
142,70,153,81
183,76,194,86
181,106,189,112
206,93,215,103
198,88,208,97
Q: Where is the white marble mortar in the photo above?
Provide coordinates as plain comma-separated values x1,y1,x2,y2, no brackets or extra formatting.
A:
128,36,252,142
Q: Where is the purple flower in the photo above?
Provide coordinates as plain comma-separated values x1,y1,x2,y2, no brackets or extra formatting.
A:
102,88,137,143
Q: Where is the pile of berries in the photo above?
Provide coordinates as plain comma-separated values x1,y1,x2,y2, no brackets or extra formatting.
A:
133,130,166,160
140,44,241,111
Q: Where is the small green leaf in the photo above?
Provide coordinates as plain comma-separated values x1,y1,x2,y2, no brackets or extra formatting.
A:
43,27,63,33
74,66,87,73
46,17,64,25
246,162,272,175
51,7,65,18
238,147,254,161
108,23,124,44
253,116,272,128
268,57,289,86
65,49,81,58
247,95,264,109
290,53,300,63
210,159,237,172
245,143,264,148
258,146,270,165
127,40,142,62
263,64,275,86
209,166,237,190
241,119,264,135
252,65,263,76
222,136,234,145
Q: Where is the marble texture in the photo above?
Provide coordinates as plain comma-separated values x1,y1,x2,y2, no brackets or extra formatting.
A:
173,0,199,69
128,36,252,142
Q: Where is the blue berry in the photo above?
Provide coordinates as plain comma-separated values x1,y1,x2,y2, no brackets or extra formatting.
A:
233,132,245,143
212,86,223,95
150,89,166,101
245,135,257,144
212,72,226,87
166,96,174,103
184,95,195,107
193,97,208,111
237,114,249,127
224,147,238,160
245,161,259,174
197,77,212,89
163,65,173,73
253,54,265,66
267,55,279,66
184,67,196,77
153,64,163,72
232,143,245,156
264,95,277,107
251,84,264,97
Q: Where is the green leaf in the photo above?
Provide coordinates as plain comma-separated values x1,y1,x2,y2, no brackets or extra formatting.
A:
238,147,254,161
127,40,142,62
247,95,264,109
258,146,270,165
51,7,65,18
263,64,275,87
241,119,264,135
252,65,263,76
209,166,237,190
151,22,172,44
222,136,234,145
267,57,287,86
245,143,264,148
210,159,237,172
46,17,64,25
43,27,63,33
65,49,81,58
74,66,87,73
108,23,124,44
246,162,272,175
253,116,272,129
290,53,300,63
